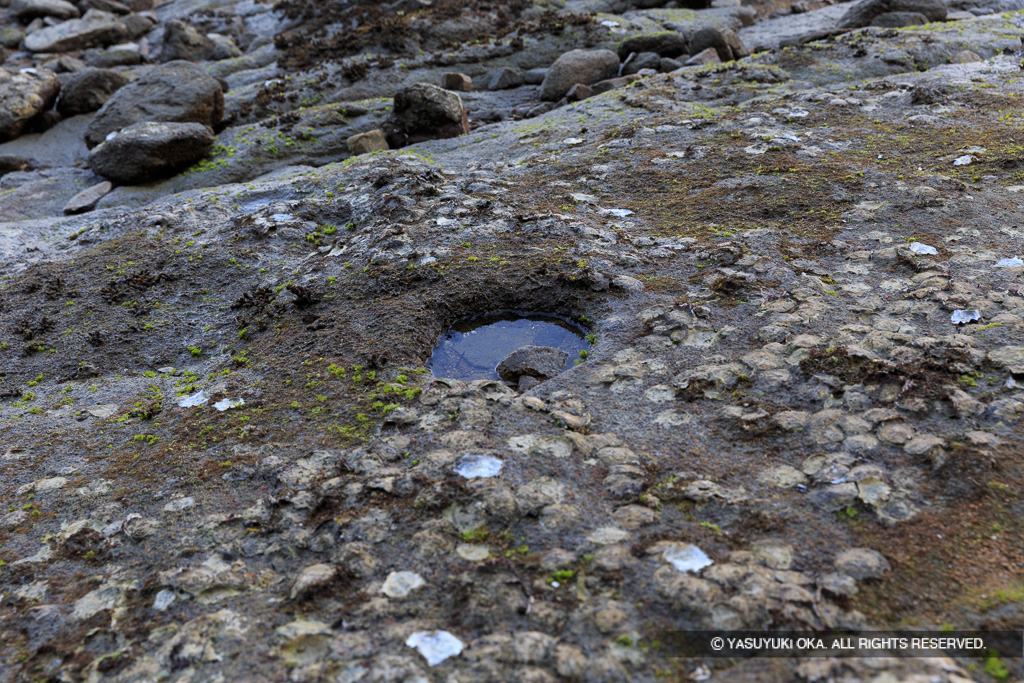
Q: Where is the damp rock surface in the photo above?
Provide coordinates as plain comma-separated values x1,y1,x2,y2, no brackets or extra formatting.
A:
0,1,1023,682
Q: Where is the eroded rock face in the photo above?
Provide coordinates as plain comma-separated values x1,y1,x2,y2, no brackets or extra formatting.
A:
84,61,224,149
23,9,127,53
385,83,468,148
88,121,214,184
0,69,61,141
539,49,621,101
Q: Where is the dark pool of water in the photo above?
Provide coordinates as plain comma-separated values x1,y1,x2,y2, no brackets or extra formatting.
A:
427,311,590,382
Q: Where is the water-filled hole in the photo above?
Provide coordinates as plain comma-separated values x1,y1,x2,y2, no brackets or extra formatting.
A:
427,311,591,384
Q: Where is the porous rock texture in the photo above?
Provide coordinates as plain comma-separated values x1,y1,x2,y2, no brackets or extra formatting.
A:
0,0,1023,681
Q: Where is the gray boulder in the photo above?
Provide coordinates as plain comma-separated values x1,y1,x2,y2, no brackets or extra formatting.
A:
496,346,569,383
441,73,472,92
385,83,468,148
540,49,620,101
871,10,929,25
56,67,128,116
80,0,131,13
347,129,388,156
0,69,61,141
688,27,749,62
10,0,79,21
122,13,157,40
160,20,241,62
63,180,112,214
84,61,224,149
623,51,662,75
488,66,524,91
839,0,946,28
88,121,214,184
616,32,689,59
23,9,127,53
84,47,143,67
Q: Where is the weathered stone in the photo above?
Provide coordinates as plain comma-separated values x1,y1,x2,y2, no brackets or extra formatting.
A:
56,67,127,116
10,0,80,21
88,121,214,184
0,69,60,142
441,72,472,92
496,346,569,383
161,20,240,62
84,61,224,149
346,129,388,156
63,181,112,214
871,11,929,27
81,0,131,13
835,548,890,580
839,0,946,28
591,74,640,96
539,49,620,101
290,563,337,599
685,47,722,66
122,12,157,39
23,9,127,53
950,50,982,64
688,27,749,62
0,27,25,49
622,51,662,75
616,32,689,59
488,66,524,90
565,83,593,102
385,83,468,148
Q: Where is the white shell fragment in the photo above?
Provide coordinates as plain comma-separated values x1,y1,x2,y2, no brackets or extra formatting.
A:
453,455,503,479
950,309,981,325
177,391,210,408
601,208,634,217
406,630,464,666
909,242,937,255
664,544,714,573
214,398,245,411
995,257,1023,268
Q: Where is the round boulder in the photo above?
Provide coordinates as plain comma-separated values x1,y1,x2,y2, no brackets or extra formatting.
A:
539,49,620,101
84,61,224,149
56,67,128,116
88,121,214,184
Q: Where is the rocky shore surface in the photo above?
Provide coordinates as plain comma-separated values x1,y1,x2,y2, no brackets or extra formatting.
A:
1,0,1024,681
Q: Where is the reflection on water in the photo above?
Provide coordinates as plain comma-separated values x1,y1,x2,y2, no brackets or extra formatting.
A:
427,311,590,382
